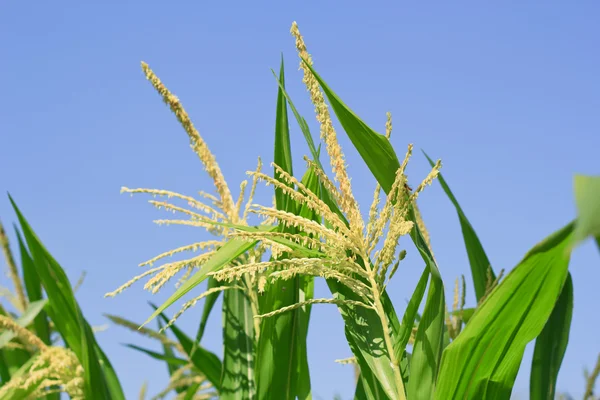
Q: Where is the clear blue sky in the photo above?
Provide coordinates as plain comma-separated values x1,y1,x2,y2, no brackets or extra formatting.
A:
1,2,599,399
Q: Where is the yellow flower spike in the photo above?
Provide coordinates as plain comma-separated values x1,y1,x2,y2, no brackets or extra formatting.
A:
0,221,27,313
290,22,364,241
141,62,236,218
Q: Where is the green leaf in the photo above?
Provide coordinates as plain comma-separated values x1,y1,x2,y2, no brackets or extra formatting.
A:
0,351,10,385
144,228,274,326
423,151,494,302
302,62,447,398
15,228,51,345
572,175,600,249
152,304,223,392
274,55,294,212
253,62,314,400
309,177,399,398
96,345,127,400
0,299,47,348
435,222,575,399
191,277,222,358
354,369,385,400
395,266,429,359
530,272,573,400
183,383,202,400
124,343,189,367
270,68,321,168
449,307,475,324
9,195,125,400
0,356,37,398
301,60,400,194
0,306,30,380
406,212,445,400
220,286,256,399
157,318,187,393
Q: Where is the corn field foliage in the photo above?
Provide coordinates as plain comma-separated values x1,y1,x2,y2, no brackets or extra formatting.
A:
1,22,600,400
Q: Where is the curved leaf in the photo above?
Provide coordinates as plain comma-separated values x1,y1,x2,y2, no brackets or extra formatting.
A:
530,272,573,400
423,151,494,301
435,223,574,399
10,195,124,400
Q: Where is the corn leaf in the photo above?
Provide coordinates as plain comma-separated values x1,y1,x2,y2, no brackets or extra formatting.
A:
124,343,189,367
273,55,294,212
152,304,223,392
303,61,447,398
15,229,51,345
0,356,37,399
0,299,47,348
301,61,400,193
158,318,187,394
144,228,274,326
423,151,494,301
0,305,30,380
405,212,446,400
254,59,313,400
354,368,385,400
221,286,256,400
435,222,575,399
191,276,222,362
394,267,429,359
530,272,573,400
572,175,600,250
183,383,202,400
270,68,321,167
0,352,10,387
196,277,221,343
310,179,399,398
449,307,475,324
10,195,124,400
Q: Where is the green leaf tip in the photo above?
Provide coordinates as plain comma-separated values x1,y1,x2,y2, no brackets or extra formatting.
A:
571,174,600,251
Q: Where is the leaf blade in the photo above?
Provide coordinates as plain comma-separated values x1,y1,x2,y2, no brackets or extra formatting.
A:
143,231,273,326
435,223,574,399
9,195,124,400
423,150,494,301
530,272,573,400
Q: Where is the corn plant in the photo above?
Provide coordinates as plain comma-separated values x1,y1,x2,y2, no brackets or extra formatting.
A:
102,21,600,400
0,202,125,400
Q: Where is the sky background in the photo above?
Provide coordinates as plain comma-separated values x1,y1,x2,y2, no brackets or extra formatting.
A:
1,2,600,399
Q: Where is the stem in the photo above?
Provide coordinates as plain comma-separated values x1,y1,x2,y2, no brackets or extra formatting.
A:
243,274,261,342
584,353,600,399
369,274,406,400
0,221,28,313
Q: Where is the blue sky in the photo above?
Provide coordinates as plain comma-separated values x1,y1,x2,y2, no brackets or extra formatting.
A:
1,2,600,399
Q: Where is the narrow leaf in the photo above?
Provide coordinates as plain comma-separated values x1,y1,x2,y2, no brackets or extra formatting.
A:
423,150,494,301
572,175,600,249
144,229,274,326
395,266,429,358
406,213,445,400
270,68,321,167
158,318,187,393
15,228,51,345
530,272,573,400
124,343,189,367
301,62,447,398
253,63,314,400
301,60,400,193
192,277,221,354
152,304,223,392
0,299,47,348
435,222,574,399
274,55,294,212
10,195,125,400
